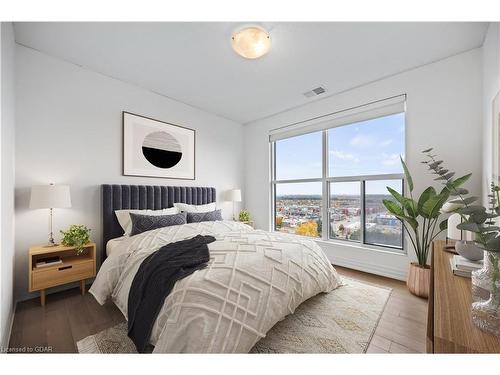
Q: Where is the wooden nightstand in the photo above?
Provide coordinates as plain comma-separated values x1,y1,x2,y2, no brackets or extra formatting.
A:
28,242,96,306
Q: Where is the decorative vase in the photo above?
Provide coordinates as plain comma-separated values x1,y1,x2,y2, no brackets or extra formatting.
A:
471,251,493,303
407,262,430,298
455,240,484,261
471,252,500,337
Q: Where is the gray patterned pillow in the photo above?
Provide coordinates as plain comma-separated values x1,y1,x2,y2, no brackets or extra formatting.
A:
130,212,187,236
186,209,223,223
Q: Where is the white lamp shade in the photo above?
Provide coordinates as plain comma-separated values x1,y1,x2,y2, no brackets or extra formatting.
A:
30,185,71,209
225,189,242,202
447,213,462,240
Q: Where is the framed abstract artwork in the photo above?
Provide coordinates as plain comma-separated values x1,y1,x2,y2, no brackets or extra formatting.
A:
123,112,196,179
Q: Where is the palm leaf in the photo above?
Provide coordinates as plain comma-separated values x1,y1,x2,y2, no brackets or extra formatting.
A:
417,187,435,217
439,219,448,231
383,199,418,230
400,156,413,192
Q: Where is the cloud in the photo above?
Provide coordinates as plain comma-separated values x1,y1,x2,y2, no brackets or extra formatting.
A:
381,153,401,166
330,150,360,163
379,139,393,147
350,134,375,148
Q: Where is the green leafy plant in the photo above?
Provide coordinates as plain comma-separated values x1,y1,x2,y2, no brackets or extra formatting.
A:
421,148,486,242
60,224,91,255
239,209,250,222
423,148,500,304
382,150,464,267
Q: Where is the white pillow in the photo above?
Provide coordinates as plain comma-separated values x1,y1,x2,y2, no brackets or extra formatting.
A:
115,207,179,236
173,202,216,213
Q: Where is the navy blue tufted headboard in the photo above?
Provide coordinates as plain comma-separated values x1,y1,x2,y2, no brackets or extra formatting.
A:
101,184,216,262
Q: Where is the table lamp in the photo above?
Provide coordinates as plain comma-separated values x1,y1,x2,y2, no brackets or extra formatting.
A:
225,189,242,220
447,213,463,245
446,212,476,247
30,184,71,247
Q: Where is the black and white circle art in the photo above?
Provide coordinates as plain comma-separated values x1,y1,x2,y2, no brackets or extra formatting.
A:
142,131,182,169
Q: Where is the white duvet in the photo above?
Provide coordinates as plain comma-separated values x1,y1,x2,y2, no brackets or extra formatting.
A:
90,221,341,353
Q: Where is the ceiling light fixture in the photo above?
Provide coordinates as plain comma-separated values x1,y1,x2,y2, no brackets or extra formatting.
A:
231,26,271,59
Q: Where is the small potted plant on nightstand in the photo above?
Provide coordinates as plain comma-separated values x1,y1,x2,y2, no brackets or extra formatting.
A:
60,224,91,255
239,210,254,228
239,209,250,222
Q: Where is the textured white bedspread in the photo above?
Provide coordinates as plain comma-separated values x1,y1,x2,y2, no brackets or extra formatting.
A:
89,221,341,353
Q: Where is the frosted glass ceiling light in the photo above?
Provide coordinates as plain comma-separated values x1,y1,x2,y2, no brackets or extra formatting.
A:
231,27,271,59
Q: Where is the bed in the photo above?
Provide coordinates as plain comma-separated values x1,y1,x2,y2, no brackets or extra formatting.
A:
90,184,341,353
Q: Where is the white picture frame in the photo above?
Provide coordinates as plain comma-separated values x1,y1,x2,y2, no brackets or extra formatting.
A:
123,111,195,179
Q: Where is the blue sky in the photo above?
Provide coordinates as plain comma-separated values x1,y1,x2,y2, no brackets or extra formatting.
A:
275,113,405,195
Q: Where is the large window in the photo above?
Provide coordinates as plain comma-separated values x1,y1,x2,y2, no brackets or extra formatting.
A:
328,113,405,177
275,131,322,180
364,179,403,248
275,182,322,238
272,108,405,251
329,181,361,241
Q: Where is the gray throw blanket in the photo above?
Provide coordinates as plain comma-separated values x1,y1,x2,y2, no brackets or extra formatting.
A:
127,234,216,352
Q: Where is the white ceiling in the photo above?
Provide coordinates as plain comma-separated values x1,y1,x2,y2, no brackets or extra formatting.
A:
14,22,488,124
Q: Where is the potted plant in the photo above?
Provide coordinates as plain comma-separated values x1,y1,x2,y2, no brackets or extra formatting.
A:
239,209,251,222
382,149,471,298
60,224,91,255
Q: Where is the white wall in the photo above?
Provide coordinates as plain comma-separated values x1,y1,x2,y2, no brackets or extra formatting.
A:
1,22,16,348
14,45,244,302
244,49,483,280
482,24,500,202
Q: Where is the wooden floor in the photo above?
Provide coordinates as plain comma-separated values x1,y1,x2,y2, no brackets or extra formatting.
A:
9,266,428,353
336,266,428,353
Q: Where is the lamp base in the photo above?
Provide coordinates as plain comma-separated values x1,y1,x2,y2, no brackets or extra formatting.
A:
43,243,59,248
44,231,58,248
44,225,57,248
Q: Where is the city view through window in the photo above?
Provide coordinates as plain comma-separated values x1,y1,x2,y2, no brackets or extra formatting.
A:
273,112,405,249
275,182,323,237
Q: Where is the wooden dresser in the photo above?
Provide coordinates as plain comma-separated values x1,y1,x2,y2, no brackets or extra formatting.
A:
427,240,500,353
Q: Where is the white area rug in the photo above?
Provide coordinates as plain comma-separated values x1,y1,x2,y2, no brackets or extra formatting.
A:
77,278,391,353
